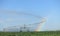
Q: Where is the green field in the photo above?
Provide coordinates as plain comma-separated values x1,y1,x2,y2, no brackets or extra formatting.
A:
0,31,60,36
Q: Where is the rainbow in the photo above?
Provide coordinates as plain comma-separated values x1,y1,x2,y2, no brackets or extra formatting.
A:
35,17,46,31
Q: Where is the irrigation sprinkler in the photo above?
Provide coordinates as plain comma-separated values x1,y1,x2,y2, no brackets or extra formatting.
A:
0,10,46,32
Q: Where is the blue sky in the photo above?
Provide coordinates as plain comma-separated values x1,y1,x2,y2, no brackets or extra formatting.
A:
0,0,60,31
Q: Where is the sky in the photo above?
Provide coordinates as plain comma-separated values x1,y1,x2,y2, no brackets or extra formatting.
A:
0,0,60,31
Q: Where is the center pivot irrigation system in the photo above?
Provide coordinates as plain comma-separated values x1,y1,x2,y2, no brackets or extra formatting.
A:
0,10,46,32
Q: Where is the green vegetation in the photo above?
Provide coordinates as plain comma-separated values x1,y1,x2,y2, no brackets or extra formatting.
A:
0,31,60,36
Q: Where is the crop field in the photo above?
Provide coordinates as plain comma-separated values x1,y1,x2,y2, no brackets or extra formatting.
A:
0,31,60,36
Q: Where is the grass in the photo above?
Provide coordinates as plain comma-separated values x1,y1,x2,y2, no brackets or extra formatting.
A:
0,31,60,36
